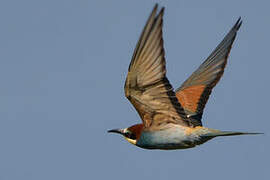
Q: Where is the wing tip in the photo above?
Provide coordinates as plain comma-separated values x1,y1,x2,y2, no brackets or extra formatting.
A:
152,3,165,15
234,17,242,31
153,3,158,12
160,7,165,14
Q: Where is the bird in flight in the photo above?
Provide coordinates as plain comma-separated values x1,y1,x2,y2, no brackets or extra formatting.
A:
108,4,261,150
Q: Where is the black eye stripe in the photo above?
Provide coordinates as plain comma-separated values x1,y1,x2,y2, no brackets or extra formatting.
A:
125,132,136,140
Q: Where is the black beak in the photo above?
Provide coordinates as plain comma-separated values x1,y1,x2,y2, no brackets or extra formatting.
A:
107,129,124,135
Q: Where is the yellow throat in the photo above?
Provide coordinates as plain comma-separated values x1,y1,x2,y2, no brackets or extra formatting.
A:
124,137,137,145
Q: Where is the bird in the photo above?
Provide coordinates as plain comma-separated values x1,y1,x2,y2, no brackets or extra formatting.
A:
108,4,261,150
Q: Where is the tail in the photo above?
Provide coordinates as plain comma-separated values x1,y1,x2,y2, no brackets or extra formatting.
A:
211,131,263,137
194,129,262,145
202,129,263,138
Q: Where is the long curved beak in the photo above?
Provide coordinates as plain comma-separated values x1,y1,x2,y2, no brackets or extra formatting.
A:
107,129,124,135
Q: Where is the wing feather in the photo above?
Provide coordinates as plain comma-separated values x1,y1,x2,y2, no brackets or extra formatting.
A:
176,18,242,126
125,5,190,130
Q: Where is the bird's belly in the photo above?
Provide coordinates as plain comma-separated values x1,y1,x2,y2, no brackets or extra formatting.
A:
137,127,202,150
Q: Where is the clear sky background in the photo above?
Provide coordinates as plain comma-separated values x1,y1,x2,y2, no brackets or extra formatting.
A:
0,0,269,179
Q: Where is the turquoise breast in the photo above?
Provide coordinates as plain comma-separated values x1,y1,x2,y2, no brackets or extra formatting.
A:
136,129,197,150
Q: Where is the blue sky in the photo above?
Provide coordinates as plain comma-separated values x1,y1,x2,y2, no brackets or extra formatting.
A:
0,0,268,179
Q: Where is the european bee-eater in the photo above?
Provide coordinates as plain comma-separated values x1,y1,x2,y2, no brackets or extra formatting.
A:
108,4,261,150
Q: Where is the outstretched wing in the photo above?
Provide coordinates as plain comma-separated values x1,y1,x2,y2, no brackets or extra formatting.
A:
125,5,190,130
175,18,242,126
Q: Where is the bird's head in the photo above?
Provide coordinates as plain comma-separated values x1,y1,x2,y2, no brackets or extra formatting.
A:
108,124,143,145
